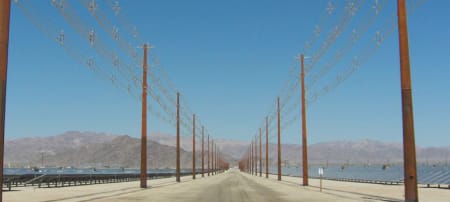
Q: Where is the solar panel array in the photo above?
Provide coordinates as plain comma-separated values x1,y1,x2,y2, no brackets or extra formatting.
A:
269,164,450,186
418,169,450,185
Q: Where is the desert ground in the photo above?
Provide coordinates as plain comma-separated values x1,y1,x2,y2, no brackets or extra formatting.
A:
4,169,450,202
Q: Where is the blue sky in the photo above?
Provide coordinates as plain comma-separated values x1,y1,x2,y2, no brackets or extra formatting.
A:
5,0,450,147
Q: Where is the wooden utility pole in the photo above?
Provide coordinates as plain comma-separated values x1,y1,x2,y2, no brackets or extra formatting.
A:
201,126,204,177
253,141,255,175
212,143,215,175
211,140,214,175
218,150,219,173
0,1,11,200
254,137,257,175
300,54,309,186
265,116,269,178
246,148,249,173
192,114,196,179
217,150,219,172
277,97,281,181
250,141,253,175
218,150,220,173
207,135,210,176
215,146,218,174
140,44,148,188
218,149,220,173
397,0,418,201
253,138,255,175
259,128,262,177
214,143,219,175
248,147,251,173
176,92,180,182
217,147,219,174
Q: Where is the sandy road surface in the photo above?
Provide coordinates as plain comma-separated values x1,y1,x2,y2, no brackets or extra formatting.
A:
90,169,397,202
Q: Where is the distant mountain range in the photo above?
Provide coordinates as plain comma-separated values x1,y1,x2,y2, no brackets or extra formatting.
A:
4,131,450,168
5,131,202,169
273,140,450,166
151,133,450,166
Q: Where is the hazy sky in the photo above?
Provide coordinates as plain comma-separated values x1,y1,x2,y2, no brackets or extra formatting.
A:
5,0,450,147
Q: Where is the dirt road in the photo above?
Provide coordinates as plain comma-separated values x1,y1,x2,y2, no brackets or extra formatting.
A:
93,169,376,202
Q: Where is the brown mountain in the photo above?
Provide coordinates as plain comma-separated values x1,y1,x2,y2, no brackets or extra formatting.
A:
4,131,117,167
4,131,202,169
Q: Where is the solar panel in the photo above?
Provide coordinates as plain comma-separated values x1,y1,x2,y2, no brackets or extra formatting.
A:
277,165,449,186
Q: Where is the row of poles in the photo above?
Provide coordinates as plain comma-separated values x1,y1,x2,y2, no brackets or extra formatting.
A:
238,54,309,185
239,1,418,202
191,115,230,180
138,45,229,188
0,0,417,201
0,1,230,201
238,116,271,179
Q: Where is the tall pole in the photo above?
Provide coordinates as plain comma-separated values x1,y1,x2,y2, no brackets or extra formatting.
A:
217,147,219,174
219,152,221,172
248,147,251,173
211,140,214,175
254,137,257,175
212,143,215,175
259,128,262,177
192,114,196,179
201,126,204,177
215,146,217,174
277,97,281,181
247,146,250,173
218,148,220,173
265,116,269,178
176,92,180,182
397,0,418,201
215,144,217,175
207,135,210,176
253,141,255,175
217,150,220,173
251,141,253,175
216,144,220,175
300,54,309,186
0,1,11,200
217,150,219,172
140,44,148,188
